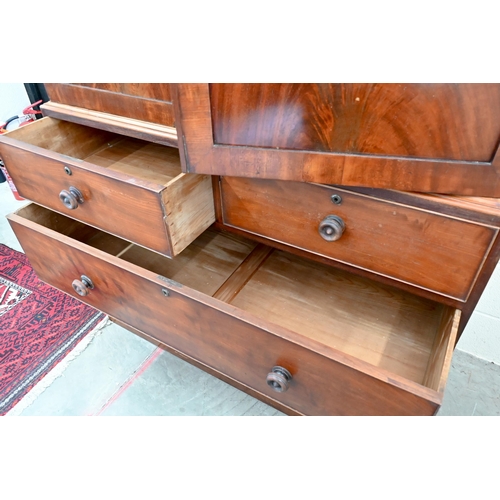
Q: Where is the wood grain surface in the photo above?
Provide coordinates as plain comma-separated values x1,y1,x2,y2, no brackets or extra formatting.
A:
220,177,497,301
0,117,214,256
162,173,215,256
173,83,500,195
7,205,459,415
41,101,178,147
118,229,256,296
210,84,500,161
212,244,273,302
342,186,500,227
73,84,172,102
85,138,182,185
422,308,461,392
231,250,447,384
109,317,301,415
45,83,175,127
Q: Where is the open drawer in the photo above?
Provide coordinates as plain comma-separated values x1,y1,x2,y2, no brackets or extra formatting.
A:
219,177,499,303
7,204,460,416
0,117,214,257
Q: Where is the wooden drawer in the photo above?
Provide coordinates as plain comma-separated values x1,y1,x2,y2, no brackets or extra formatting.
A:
7,204,460,416
42,84,177,147
0,117,214,257
220,177,498,302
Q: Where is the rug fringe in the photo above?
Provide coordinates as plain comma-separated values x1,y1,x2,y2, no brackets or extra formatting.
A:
5,315,110,416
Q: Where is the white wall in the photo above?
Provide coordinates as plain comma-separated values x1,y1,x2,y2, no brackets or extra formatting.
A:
457,263,500,363
0,83,31,129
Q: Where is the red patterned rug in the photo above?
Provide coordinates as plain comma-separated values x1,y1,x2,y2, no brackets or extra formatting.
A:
0,244,106,415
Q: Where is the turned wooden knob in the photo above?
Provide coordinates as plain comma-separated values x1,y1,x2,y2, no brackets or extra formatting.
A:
59,186,84,210
72,275,94,297
266,366,292,393
318,215,345,242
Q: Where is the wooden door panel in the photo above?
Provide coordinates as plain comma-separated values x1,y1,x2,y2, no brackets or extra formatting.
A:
45,83,175,127
210,83,500,161
73,83,172,102
174,84,500,196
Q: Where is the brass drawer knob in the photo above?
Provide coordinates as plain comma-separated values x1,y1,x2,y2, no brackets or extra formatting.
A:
266,366,292,393
72,275,94,297
319,215,345,241
59,186,84,210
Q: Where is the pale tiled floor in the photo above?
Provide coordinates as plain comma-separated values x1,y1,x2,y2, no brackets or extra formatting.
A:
1,181,499,416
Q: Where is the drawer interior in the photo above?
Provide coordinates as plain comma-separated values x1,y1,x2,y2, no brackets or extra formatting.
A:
6,117,181,186
18,204,457,392
230,251,451,386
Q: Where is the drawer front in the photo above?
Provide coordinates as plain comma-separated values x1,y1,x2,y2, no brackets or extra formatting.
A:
220,177,497,301
0,137,171,255
0,118,215,257
8,208,448,416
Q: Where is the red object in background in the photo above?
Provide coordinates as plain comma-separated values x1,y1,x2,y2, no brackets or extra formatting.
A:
0,100,42,200
21,100,43,119
0,100,43,133
0,244,106,415
0,162,25,201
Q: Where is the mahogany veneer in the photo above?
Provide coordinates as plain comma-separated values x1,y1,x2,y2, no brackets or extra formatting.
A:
7,204,459,416
173,83,500,196
42,84,177,146
0,117,213,257
1,82,499,416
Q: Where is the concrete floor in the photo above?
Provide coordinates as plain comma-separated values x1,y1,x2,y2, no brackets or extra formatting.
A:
1,181,500,416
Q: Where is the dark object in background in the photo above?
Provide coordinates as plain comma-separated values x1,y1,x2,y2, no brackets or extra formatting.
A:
24,84,49,109
1,84,48,185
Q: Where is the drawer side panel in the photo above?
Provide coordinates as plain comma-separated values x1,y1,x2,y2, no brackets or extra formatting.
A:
163,173,216,256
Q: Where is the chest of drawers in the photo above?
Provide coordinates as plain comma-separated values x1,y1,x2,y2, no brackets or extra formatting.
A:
2,83,500,415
